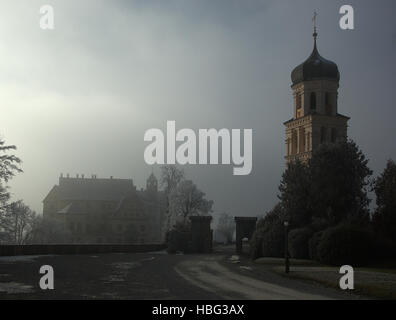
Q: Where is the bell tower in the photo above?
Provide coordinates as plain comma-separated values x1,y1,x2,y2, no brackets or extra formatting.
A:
284,19,349,164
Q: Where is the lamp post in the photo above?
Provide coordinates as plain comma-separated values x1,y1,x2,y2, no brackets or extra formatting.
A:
284,220,290,274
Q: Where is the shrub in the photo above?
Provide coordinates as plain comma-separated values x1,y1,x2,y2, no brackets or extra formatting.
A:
250,228,264,259
261,221,285,258
316,224,375,266
309,231,324,261
250,204,286,259
371,236,396,262
372,159,396,243
288,228,313,259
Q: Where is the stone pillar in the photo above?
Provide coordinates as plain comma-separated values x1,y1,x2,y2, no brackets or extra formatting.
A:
234,217,258,255
190,216,213,253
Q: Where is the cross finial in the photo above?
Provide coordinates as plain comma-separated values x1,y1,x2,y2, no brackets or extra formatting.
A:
312,11,318,39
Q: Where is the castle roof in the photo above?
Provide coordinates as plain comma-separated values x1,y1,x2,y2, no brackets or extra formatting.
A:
43,176,135,202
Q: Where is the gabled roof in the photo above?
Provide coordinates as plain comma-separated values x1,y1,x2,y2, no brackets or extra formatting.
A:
43,185,59,203
43,177,135,202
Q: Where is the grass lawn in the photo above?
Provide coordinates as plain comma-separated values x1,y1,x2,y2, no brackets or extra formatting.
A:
254,257,396,300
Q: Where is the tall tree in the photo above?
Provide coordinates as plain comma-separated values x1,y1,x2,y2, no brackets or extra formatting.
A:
372,159,396,242
309,139,372,225
278,160,311,228
0,138,23,232
0,138,22,183
278,139,372,229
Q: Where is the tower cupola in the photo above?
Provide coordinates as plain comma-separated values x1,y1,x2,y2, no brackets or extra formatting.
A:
291,30,340,86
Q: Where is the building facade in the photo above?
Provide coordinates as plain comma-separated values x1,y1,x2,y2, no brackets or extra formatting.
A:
284,29,349,164
43,173,166,244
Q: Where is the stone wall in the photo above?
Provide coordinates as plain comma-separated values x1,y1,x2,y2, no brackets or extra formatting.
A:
0,244,166,256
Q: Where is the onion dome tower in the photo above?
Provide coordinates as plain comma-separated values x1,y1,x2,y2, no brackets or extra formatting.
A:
284,17,349,164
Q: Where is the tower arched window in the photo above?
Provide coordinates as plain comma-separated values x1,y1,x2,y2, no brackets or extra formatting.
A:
310,92,316,110
325,92,332,115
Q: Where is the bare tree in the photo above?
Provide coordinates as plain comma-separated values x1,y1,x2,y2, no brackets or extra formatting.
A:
169,180,213,225
216,213,235,244
0,138,22,183
0,138,22,218
160,165,184,195
0,200,36,244
160,165,184,232
29,216,71,244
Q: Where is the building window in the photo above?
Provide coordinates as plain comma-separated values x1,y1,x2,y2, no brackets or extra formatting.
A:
310,92,316,109
325,92,332,115
320,127,327,143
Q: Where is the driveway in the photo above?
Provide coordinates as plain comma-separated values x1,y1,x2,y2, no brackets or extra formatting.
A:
0,248,363,300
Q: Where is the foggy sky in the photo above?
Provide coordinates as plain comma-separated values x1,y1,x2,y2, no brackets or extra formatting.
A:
2,0,396,219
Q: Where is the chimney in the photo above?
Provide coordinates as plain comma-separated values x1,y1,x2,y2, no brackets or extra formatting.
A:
82,174,85,179
76,174,79,178
110,176,113,179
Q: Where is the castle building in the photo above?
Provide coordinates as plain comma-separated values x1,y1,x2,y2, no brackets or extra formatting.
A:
284,28,349,164
43,173,166,244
